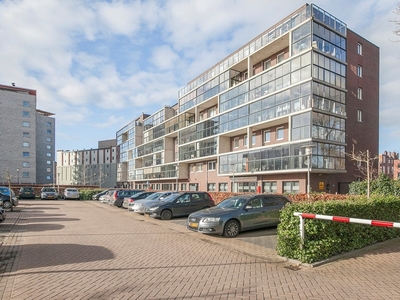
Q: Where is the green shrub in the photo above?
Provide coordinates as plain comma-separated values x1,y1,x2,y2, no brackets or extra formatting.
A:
277,195,400,263
78,189,104,200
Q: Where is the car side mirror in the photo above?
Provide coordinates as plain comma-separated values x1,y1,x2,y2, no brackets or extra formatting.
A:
245,205,253,210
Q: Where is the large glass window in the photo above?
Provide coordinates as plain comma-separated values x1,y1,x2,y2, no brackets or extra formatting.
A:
283,181,299,193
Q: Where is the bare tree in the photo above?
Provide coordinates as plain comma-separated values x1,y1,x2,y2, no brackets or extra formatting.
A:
391,2,400,39
346,145,379,198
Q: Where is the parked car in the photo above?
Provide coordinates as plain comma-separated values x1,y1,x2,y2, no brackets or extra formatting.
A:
92,189,110,201
0,207,5,222
110,189,144,207
62,188,80,200
100,189,116,203
130,191,178,213
187,194,291,238
144,192,215,220
122,191,157,209
40,187,58,200
0,187,19,210
18,186,36,199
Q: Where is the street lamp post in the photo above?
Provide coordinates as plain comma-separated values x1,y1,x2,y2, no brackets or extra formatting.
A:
231,163,235,192
16,168,19,184
57,172,60,195
175,164,179,191
301,145,315,198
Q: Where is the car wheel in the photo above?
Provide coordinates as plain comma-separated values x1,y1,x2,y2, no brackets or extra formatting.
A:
3,201,13,212
223,220,240,238
160,209,172,220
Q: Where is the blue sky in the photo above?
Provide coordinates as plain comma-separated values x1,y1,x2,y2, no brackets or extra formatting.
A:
0,0,399,154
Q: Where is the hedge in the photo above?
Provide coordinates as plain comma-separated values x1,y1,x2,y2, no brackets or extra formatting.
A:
277,195,400,264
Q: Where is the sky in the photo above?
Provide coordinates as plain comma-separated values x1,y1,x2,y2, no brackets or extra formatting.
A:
0,0,399,155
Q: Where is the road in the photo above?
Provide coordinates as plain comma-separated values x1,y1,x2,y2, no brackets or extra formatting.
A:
1,200,400,299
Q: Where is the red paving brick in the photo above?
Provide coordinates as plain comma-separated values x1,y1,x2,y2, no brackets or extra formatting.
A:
0,200,400,299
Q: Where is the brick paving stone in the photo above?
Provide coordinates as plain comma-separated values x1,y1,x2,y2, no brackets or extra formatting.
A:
0,200,400,299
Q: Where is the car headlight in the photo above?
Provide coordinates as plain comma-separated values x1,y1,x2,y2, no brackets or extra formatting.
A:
201,217,220,223
148,206,159,211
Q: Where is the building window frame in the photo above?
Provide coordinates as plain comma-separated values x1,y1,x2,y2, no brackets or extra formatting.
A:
357,87,362,100
276,127,284,140
357,65,362,77
277,52,285,63
264,130,271,143
357,110,363,122
233,137,239,148
357,43,363,55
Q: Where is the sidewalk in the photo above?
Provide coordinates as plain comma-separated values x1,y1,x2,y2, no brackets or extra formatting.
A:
1,200,400,299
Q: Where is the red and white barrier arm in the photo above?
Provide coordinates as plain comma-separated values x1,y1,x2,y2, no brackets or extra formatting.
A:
293,212,400,249
293,212,400,228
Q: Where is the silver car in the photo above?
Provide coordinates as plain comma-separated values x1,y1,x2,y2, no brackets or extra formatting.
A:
187,194,291,237
130,191,178,213
40,187,58,200
62,188,80,200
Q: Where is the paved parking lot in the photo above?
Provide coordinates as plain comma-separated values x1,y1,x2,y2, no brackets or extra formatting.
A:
1,200,400,299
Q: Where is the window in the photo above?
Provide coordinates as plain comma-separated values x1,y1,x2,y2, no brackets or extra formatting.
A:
190,164,195,173
208,161,216,171
47,161,51,165
23,132,30,137
47,153,52,157
22,172,29,178
47,145,51,149
276,127,284,140
22,142,30,147
22,111,30,117
46,137,51,142
47,129,52,134
252,133,256,145
22,162,30,167
208,107,217,118
207,183,216,192
46,175,51,180
277,52,284,63
357,65,362,77
23,101,30,107
234,137,239,148
263,181,277,193
357,87,362,100
22,121,30,127
357,43,363,55
23,152,30,157
283,181,299,193
264,130,271,143
219,183,228,192
357,110,363,122
196,163,203,172
264,59,271,70
46,167,51,172
47,122,52,127
244,135,248,146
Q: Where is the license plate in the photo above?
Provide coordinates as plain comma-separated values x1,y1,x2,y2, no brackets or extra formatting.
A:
189,222,198,228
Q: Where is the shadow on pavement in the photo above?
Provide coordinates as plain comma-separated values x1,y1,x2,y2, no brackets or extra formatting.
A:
9,243,115,271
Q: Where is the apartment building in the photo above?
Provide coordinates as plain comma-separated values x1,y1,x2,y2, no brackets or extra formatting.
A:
0,84,55,185
56,139,118,188
379,151,399,179
117,3,379,194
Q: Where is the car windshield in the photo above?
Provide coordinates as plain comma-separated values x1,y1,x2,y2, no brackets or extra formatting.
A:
144,193,162,200
161,193,182,203
216,197,249,209
43,188,55,192
0,187,10,194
